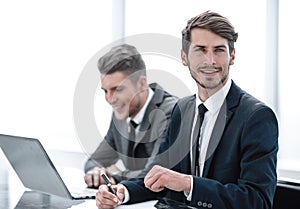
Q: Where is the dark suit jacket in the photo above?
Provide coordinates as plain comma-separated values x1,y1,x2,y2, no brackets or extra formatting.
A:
122,81,279,209
84,83,178,183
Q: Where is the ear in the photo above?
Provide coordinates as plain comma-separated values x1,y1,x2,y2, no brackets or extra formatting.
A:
229,48,236,65
138,76,148,90
181,49,188,66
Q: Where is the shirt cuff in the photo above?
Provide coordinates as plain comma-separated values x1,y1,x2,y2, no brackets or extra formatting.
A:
121,184,130,203
184,175,193,201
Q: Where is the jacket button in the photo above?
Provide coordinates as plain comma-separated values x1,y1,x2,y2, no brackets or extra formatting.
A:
197,201,203,207
208,203,213,208
203,202,207,207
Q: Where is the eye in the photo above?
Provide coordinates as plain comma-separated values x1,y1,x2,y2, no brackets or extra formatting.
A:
102,89,108,94
215,47,226,53
195,47,205,52
115,86,124,92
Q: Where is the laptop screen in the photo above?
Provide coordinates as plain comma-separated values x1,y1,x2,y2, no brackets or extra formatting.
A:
0,134,72,199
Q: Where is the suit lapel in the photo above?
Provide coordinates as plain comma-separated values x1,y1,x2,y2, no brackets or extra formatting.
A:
162,95,195,172
132,83,165,150
202,100,231,177
112,118,131,157
177,97,196,172
202,82,241,177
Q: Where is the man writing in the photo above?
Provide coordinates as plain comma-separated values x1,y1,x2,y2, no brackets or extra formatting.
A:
96,11,278,209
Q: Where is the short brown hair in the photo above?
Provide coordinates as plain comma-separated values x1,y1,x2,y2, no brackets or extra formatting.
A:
182,11,238,54
97,44,146,79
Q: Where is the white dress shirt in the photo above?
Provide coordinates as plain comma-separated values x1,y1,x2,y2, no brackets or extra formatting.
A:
126,87,154,130
186,79,232,200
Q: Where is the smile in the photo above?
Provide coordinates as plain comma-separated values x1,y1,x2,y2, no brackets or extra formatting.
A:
201,69,219,74
112,104,124,111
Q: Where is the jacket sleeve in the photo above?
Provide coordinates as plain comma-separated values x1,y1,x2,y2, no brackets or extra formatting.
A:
84,120,119,173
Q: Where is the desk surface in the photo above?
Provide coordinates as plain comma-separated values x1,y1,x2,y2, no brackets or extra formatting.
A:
2,149,300,209
1,190,157,209
0,149,157,209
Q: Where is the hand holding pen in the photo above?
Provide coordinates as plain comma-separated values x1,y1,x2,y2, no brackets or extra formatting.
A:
96,174,125,208
84,167,116,188
101,173,117,195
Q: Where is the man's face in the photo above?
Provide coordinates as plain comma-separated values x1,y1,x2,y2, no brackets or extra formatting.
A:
182,28,235,94
101,71,143,120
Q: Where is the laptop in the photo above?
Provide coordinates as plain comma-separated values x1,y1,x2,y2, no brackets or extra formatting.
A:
0,134,97,199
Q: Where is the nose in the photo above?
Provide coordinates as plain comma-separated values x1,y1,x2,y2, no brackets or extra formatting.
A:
105,91,116,105
203,51,216,65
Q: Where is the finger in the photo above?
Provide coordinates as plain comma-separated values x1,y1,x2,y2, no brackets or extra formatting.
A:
144,169,160,189
96,190,118,209
144,167,156,186
98,185,119,204
93,170,101,187
145,166,156,179
109,176,116,185
96,197,115,209
116,185,125,202
144,166,168,192
84,173,94,187
148,179,165,192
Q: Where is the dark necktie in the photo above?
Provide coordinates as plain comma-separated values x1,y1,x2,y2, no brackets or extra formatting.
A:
127,120,138,157
192,104,208,176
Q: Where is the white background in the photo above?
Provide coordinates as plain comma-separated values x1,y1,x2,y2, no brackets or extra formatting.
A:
0,1,112,151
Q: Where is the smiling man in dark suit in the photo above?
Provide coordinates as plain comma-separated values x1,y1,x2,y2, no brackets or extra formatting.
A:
95,11,279,209
84,44,177,188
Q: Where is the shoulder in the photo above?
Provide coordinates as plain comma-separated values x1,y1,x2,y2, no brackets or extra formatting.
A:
149,83,178,110
228,82,268,109
228,82,278,123
177,94,196,105
169,95,196,119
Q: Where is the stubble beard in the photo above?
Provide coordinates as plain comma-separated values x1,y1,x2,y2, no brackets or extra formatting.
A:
190,66,229,91
128,96,141,118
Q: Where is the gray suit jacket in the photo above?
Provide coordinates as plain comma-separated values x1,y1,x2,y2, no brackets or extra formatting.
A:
84,83,177,183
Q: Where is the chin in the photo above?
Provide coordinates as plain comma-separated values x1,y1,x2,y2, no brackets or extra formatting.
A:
114,113,127,120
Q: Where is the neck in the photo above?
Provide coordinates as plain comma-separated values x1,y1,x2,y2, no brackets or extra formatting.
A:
139,88,149,110
130,88,149,119
197,78,229,102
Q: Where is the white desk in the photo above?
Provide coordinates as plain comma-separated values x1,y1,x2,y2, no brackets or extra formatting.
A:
72,199,157,209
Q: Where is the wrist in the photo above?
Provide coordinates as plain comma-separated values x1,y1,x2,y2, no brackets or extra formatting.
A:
183,174,192,193
184,175,193,201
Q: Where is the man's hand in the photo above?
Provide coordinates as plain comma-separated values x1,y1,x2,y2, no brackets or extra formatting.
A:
144,165,191,193
96,184,125,209
84,167,116,188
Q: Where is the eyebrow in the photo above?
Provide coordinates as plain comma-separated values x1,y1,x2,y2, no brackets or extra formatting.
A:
214,45,227,49
193,44,227,49
101,86,116,91
101,84,124,92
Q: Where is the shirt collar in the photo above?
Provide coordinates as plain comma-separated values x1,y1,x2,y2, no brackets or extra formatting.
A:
127,87,154,125
196,79,232,114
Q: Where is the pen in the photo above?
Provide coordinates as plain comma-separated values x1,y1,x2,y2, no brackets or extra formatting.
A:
101,173,117,195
